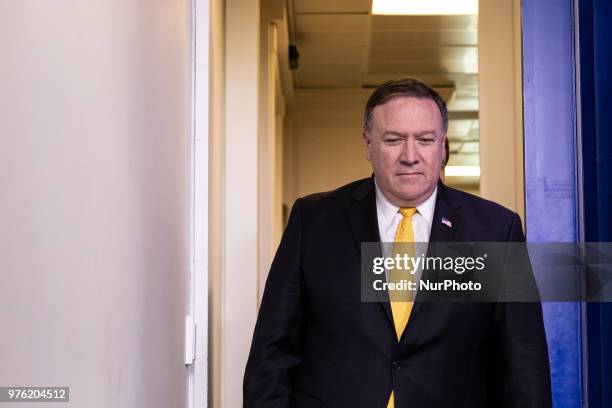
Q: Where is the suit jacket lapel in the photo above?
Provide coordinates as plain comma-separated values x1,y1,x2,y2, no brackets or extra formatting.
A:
428,181,463,243
344,177,395,328
345,179,465,341
405,181,463,331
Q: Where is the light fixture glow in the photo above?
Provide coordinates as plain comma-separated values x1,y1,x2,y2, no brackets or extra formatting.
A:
372,0,478,15
444,165,481,177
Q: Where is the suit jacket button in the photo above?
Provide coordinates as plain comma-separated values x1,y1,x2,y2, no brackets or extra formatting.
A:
392,361,400,370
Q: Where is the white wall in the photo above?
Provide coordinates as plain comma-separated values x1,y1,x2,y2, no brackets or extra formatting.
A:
221,0,260,407
258,21,283,300
287,89,373,205
0,2,191,407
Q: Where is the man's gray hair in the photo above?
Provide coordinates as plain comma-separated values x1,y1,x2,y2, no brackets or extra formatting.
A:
363,78,449,137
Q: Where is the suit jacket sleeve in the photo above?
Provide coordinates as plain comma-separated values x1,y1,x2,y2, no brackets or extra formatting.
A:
243,199,307,408
489,212,553,407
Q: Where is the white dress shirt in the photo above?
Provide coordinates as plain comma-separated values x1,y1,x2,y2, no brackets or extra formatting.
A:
375,181,437,244
375,180,437,293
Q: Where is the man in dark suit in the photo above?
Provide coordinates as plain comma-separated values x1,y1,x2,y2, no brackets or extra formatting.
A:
244,78,552,407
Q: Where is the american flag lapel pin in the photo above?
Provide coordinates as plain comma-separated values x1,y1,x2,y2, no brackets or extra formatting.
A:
441,217,452,228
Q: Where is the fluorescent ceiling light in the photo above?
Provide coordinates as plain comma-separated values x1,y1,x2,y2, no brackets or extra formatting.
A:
444,165,481,177
372,0,478,15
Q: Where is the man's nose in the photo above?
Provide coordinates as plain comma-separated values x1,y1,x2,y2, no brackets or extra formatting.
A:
399,139,418,164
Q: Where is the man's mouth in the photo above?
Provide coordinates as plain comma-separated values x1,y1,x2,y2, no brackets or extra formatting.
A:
396,172,422,176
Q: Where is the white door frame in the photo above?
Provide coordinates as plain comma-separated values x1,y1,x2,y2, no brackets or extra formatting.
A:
188,0,210,407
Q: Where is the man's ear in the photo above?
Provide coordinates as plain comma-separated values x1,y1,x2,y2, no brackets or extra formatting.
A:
363,132,372,161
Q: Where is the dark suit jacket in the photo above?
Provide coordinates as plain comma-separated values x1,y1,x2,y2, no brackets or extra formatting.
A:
244,177,552,408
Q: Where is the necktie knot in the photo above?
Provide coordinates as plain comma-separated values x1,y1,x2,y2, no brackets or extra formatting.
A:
399,207,417,219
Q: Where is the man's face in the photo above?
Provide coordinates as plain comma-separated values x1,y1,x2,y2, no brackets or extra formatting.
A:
364,96,446,207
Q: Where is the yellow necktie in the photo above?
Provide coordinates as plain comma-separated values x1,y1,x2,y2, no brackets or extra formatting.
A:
387,207,417,408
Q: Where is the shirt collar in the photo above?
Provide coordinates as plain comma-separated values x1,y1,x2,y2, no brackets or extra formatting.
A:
374,179,438,229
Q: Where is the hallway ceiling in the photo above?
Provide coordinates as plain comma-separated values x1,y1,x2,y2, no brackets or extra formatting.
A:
290,0,480,186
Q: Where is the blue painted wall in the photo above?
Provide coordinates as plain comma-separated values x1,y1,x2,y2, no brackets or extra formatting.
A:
523,0,612,406
522,1,582,407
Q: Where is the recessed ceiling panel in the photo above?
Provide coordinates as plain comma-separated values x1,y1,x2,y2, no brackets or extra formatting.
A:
295,14,369,33
293,0,372,14
371,30,477,47
297,60,363,73
296,69,363,88
295,31,369,47
368,60,477,75
371,15,477,30
369,46,477,61
298,45,364,62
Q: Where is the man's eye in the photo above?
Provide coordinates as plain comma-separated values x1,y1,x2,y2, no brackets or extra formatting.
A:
384,138,401,144
418,138,434,144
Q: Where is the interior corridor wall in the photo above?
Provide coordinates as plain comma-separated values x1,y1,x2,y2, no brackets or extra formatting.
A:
0,2,192,407
286,89,373,206
478,0,525,221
